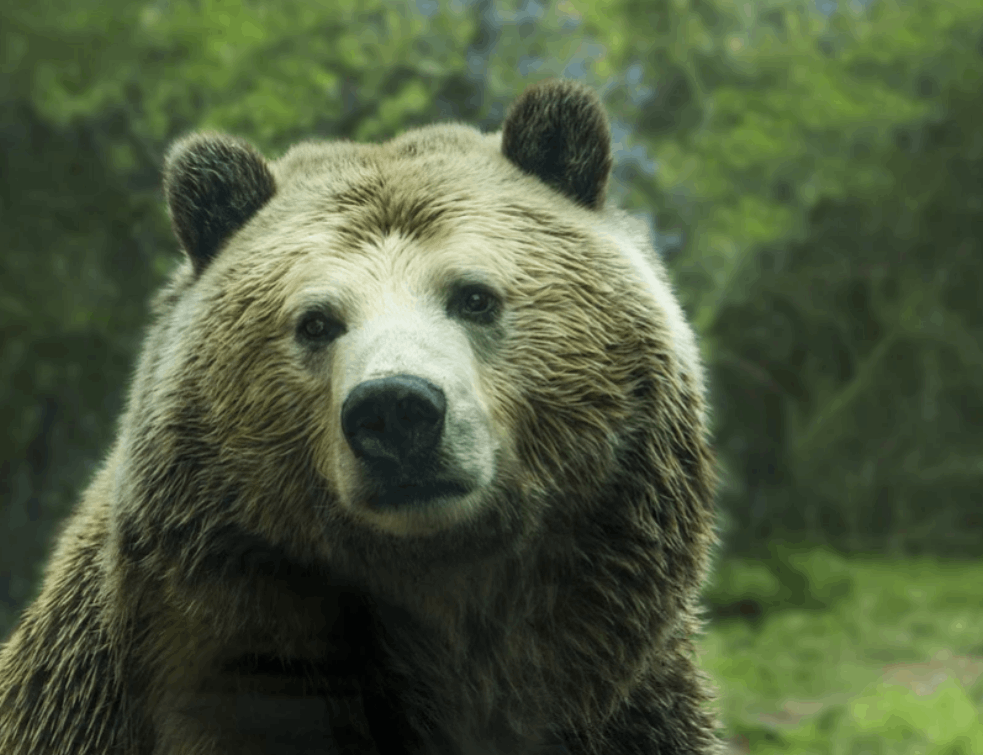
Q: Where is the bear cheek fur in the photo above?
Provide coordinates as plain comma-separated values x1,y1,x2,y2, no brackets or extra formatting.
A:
482,236,644,514
128,254,338,579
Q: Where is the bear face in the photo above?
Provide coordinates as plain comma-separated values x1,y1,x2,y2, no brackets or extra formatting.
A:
121,81,709,598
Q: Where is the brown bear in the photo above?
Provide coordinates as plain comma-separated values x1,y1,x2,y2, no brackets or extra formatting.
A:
0,80,721,754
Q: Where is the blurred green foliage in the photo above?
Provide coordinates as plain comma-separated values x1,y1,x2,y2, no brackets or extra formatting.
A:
704,549,983,753
585,0,983,555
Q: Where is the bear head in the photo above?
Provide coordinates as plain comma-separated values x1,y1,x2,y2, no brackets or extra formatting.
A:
114,80,710,603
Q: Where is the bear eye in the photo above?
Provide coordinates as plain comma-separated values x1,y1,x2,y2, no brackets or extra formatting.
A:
452,285,500,324
297,311,344,346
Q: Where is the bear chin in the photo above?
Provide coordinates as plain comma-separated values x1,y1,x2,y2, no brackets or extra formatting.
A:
340,482,503,539
362,480,476,511
328,494,533,583
330,435,506,537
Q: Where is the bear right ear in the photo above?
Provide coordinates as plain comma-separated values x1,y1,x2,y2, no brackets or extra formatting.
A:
163,133,276,275
501,79,612,210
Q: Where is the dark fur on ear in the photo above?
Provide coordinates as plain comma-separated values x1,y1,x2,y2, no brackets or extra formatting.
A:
501,80,613,210
163,134,275,274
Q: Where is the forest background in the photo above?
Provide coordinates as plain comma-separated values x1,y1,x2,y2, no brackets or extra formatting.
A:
1,0,981,752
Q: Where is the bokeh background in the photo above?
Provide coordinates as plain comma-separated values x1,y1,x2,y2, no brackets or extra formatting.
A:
1,0,981,751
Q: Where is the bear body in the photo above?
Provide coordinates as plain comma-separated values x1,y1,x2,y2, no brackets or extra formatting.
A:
0,81,721,754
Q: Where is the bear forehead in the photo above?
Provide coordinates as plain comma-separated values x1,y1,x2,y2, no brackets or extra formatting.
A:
272,124,507,198
187,132,610,319
208,126,595,284
276,123,496,177
263,124,576,236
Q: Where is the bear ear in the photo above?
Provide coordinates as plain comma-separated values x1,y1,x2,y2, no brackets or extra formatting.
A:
501,79,612,210
163,133,276,275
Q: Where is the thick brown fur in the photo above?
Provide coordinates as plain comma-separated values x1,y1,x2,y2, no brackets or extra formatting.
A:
0,80,722,754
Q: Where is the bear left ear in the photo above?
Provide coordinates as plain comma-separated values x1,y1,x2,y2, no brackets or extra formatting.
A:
163,133,276,275
501,79,612,210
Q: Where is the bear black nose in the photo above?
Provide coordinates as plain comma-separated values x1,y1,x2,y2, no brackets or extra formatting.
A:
341,375,446,471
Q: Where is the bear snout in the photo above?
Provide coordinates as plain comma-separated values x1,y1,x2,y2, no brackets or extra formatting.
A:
341,374,447,479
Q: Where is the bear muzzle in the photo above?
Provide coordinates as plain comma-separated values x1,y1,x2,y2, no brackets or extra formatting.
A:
341,374,472,508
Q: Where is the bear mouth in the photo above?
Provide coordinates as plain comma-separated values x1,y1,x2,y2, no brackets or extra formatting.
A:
363,478,473,510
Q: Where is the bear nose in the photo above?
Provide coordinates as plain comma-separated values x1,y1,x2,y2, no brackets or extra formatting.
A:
341,375,446,470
